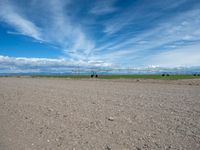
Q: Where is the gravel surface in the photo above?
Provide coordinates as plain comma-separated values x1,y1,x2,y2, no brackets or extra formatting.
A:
0,77,200,150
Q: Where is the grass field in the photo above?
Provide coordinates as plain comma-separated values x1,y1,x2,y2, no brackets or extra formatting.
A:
33,74,200,80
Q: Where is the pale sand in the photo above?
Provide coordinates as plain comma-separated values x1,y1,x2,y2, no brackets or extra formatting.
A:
0,77,200,150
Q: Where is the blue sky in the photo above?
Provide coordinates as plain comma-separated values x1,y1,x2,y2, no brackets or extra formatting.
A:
0,0,200,73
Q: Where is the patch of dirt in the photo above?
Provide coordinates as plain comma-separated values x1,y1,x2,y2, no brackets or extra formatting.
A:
0,77,200,149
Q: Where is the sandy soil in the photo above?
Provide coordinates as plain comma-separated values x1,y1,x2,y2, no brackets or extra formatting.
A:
0,77,200,150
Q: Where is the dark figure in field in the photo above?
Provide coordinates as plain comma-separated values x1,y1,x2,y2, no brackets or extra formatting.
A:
193,74,197,76
91,74,94,78
162,74,165,76
95,74,98,78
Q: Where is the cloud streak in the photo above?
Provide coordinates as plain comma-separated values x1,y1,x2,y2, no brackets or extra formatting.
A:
145,44,200,68
90,0,117,15
0,0,200,72
0,55,112,73
0,0,42,40
0,0,95,60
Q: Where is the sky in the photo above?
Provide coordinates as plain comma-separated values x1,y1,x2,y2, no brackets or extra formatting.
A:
0,0,200,73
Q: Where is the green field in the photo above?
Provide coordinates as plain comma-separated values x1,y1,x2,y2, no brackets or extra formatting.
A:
34,74,200,80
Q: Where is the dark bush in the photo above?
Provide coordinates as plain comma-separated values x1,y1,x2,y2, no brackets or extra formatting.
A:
162,74,165,76
95,74,98,78
91,74,94,78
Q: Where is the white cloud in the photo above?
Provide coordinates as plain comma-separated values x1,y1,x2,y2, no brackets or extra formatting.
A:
94,8,200,68
103,0,197,35
145,44,200,68
90,0,117,15
0,0,95,60
0,0,200,70
0,0,42,40
0,55,112,73
38,0,95,57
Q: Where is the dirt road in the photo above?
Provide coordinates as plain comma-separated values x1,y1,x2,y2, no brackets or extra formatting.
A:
0,77,200,150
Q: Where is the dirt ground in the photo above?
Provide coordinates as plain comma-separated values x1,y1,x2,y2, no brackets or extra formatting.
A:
0,77,200,150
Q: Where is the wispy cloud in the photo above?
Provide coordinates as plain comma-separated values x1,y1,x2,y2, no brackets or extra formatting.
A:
94,7,200,67
145,44,200,68
90,0,117,15
103,0,192,34
0,0,42,40
0,0,200,71
43,0,95,55
0,0,95,60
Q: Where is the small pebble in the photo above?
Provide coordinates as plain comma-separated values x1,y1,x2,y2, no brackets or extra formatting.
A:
107,117,114,121
106,146,111,150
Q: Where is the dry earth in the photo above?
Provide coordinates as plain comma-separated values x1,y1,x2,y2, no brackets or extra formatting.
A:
0,77,200,150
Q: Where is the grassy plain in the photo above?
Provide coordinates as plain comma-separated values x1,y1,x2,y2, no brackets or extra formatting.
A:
34,74,200,80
